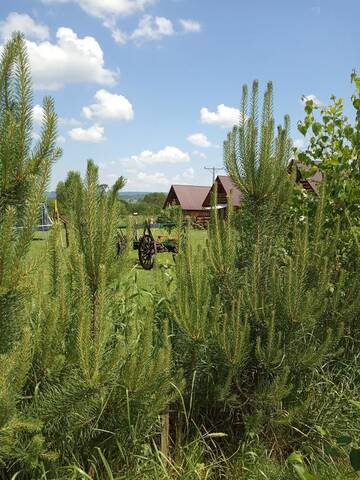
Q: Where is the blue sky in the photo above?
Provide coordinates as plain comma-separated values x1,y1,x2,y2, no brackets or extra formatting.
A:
0,0,359,191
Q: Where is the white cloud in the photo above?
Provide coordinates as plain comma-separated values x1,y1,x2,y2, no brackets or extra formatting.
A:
22,26,116,90
200,104,240,128
32,131,41,141
32,104,44,124
187,132,211,148
172,167,194,183
131,15,174,42
110,16,201,45
301,94,322,107
179,19,201,33
126,166,195,190
293,138,304,149
131,146,190,165
125,167,138,174
58,116,82,127
182,167,194,180
83,89,134,121
111,27,128,45
42,0,156,20
137,171,169,186
0,12,49,41
69,124,105,142
192,150,207,159
33,104,82,127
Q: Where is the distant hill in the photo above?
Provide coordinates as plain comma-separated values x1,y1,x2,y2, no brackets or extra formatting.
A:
119,192,148,201
46,191,154,202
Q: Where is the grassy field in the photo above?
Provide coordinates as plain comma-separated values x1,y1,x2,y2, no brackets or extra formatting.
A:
30,226,207,291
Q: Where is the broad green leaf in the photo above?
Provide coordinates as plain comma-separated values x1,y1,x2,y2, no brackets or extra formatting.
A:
288,451,304,464
312,122,322,136
305,103,314,114
294,464,319,480
298,122,308,136
336,435,352,446
298,152,309,164
324,445,339,457
350,448,360,471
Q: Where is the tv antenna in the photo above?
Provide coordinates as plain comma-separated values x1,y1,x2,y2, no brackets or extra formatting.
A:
204,166,225,183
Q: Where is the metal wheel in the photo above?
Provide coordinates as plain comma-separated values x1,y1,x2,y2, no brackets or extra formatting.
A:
138,234,155,270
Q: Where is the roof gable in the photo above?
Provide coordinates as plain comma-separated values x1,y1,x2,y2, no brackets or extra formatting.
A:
164,185,210,211
203,176,242,207
288,161,323,194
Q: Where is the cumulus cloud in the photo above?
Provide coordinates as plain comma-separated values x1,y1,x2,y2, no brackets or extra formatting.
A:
42,0,156,20
32,104,44,124
131,15,174,42
111,27,128,45
187,132,211,148
58,116,82,127
301,94,322,107
127,166,195,189
82,89,134,121
32,131,41,141
293,138,305,149
192,150,207,159
137,171,169,186
69,124,105,142
0,12,49,41
179,19,201,33
131,146,190,165
200,104,240,128
172,167,194,183
33,104,81,128
41,2,200,46
20,26,116,90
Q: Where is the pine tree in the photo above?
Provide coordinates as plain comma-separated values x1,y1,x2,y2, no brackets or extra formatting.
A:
224,80,292,212
163,81,360,450
0,33,61,474
0,36,175,477
0,34,61,352
224,80,293,270
27,161,176,473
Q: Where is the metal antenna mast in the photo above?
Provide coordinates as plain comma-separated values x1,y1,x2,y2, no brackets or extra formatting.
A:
204,166,225,183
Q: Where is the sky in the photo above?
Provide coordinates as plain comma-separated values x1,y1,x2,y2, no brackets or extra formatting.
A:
0,0,359,191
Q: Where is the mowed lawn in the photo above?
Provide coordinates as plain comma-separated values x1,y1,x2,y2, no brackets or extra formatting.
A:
29,226,207,291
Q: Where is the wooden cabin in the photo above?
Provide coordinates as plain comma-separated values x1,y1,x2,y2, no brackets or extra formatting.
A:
165,166,322,223
288,160,323,193
202,168,322,214
202,175,242,214
163,184,211,221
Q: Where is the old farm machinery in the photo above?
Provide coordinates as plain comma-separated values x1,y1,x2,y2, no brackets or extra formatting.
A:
117,222,179,270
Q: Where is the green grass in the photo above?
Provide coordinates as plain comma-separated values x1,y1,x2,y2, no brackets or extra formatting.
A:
28,227,207,292
128,229,206,290
26,228,359,480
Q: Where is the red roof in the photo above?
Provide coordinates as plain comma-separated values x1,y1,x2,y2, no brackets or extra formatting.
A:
217,176,242,206
164,184,210,211
289,161,323,194
202,175,242,208
306,168,323,193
